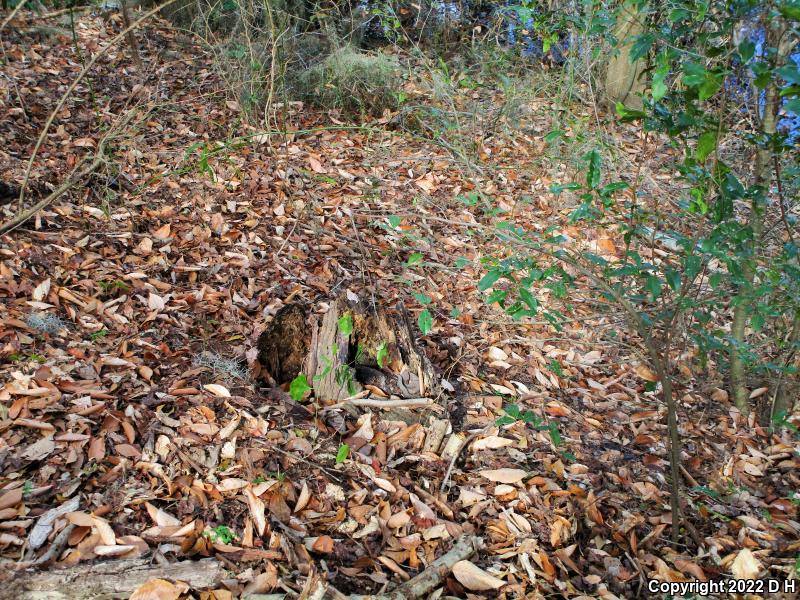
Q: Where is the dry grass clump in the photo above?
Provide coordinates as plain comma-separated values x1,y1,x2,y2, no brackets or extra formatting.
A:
193,351,249,381
295,46,403,117
25,313,67,335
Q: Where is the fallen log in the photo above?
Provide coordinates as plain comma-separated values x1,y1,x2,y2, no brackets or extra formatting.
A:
6,556,223,600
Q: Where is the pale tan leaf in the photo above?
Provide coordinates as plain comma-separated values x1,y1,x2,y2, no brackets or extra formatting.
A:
92,516,117,545
152,223,171,240
203,384,231,398
32,278,51,302
731,548,761,580
294,482,310,513
145,502,180,527
634,364,658,382
244,487,266,536
148,293,166,311
452,560,505,591
308,156,326,174
479,468,527,484
473,436,515,451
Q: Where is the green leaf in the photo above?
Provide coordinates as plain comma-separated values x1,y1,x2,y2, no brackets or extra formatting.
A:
289,374,311,402
337,313,353,336
599,181,629,196
682,62,706,87
778,1,800,19
519,287,539,312
696,130,717,163
665,269,681,291
414,293,432,305
335,444,349,464
478,269,502,291
406,252,423,266
544,129,563,144
376,341,388,368
615,102,646,121
750,312,765,332
785,97,800,113
548,360,563,377
548,424,562,447
645,275,662,300
450,306,461,318
669,7,689,22
738,39,755,63
652,61,669,102
418,309,433,335
549,182,582,196
629,33,654,62
585,150,602,190
777,64,800,85
699,72,723,101
486,289,507,305
388,215,401,228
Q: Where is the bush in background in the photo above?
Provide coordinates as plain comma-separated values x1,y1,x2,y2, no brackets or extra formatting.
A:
294,46,402,117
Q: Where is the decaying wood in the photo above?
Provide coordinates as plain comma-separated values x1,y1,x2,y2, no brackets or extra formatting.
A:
258,294,441,404
309,297,360,401
7,556,222,599
326,397,437,410
258,303,310,384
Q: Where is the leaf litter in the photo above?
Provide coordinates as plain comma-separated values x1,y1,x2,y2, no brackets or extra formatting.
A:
0,8,798,600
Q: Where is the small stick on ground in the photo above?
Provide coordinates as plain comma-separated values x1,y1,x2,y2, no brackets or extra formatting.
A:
326,397,437,410
346,535,483,600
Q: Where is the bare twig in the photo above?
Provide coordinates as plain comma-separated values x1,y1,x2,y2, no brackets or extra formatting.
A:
326,397,437,410
0,0,31,33
1,110,136,236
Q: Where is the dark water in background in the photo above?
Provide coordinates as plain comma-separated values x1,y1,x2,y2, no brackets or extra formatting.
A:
356,1,798,141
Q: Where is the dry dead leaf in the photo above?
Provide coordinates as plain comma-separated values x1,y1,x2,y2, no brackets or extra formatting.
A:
731,548,761,580
479,468,527,484
452,560,505,591
129,579,183,600
203,384,231,398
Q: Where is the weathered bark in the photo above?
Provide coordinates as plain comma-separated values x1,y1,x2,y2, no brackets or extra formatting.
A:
5,557,222,600
729,19,788,414
258,294,440,403
604,2,646,110
307,296,361,401
773,309,800,421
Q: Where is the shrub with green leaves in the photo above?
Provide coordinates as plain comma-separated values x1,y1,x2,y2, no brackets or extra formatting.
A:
294,46,403,117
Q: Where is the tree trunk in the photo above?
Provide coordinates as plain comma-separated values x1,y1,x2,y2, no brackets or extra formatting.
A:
729,20,786,414
604,2,647,110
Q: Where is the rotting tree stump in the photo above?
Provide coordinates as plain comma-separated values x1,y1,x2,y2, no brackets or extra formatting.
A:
257,293,440,403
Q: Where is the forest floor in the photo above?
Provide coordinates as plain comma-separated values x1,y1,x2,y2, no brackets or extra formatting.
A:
0,10,798,600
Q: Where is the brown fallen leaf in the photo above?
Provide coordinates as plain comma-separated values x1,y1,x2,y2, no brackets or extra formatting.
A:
129,578,183,600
